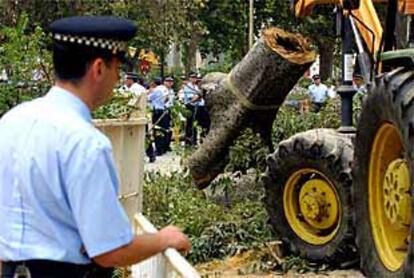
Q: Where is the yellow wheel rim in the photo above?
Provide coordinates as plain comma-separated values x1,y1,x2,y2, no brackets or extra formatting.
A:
369,122,411,271
283,168,341,245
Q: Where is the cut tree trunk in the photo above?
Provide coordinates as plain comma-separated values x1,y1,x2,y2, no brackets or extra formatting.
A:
188,27,316,189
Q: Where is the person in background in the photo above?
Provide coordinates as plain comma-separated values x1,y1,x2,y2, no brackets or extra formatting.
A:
161,76,175,152
148,78,169,155
353,73,367,96
183,72,200,145
194,74,210,140
138,76,147,89
145,80,159,163
123,72,146,97
308,74,329,112
177,75,188,103
0,16,190,278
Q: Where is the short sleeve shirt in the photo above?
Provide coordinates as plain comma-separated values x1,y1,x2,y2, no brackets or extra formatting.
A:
129,83,146,97
148,86,166,110
158,85,175,109
0,86,134,264
308,83,329,103
183,83,201,106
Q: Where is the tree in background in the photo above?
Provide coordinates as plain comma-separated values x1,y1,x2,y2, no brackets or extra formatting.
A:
197,0,337,80
0,0,340,83
0,13,52,116
198,1,249,67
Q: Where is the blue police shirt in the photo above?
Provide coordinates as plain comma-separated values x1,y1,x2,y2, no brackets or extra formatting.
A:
308,83,329,104
0,86,134,264
148,86,165,110
183,83,201,106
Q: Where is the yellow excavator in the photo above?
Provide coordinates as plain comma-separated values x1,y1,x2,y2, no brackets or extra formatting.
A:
194,0,414,277
269,0,414,276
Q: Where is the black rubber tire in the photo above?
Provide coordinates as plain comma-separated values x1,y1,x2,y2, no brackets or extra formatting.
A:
262,128,358,266
353,68,414,278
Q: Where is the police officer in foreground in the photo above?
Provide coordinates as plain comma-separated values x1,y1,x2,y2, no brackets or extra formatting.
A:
0,16,190,278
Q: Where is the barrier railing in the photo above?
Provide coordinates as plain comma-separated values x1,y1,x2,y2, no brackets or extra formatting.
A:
131,213,200,278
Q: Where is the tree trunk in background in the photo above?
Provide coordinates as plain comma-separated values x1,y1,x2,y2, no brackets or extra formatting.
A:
188,27,316,189
172,42,182,72
185,34,199,73
318,40,335,81
160,51,165,79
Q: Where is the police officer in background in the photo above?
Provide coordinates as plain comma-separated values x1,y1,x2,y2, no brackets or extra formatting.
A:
0,16,190,278
161,76,175,152
183,72,200,145
194,74,210,140
308,74,329,112
148,78,168,155
123,72,146,97
352,73,367,96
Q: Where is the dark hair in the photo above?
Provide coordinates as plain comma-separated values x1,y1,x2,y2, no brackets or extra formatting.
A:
153,78,162,86
53,41,115,83
138,77,145,86
129,76,138,83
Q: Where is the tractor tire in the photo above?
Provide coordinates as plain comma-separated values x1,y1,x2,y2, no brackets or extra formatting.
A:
263,128,357,265
353,68,414,277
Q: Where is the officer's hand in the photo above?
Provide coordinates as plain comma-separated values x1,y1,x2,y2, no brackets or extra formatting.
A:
159,225,191,252
190,95,200,102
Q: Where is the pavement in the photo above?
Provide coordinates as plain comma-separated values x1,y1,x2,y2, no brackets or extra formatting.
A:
144,149,183,175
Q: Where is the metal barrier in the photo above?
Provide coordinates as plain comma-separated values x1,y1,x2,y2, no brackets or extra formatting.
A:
131,213,200,278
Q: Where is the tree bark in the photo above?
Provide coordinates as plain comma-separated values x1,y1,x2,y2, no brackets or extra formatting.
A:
188,27,316,189
160,50,165,79
185,34,199,73
318,40,334,81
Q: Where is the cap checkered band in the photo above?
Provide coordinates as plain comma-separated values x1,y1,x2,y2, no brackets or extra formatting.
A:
53,33,128,53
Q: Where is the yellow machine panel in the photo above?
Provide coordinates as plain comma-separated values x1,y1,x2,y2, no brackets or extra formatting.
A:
293,0,383,54
399,0,414,14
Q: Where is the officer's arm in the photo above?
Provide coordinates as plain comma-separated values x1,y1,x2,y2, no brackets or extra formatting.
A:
190,94,200,102
93,225,191,267
67,138,191,268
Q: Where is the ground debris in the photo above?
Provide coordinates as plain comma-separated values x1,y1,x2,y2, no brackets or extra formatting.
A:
196,243,365,278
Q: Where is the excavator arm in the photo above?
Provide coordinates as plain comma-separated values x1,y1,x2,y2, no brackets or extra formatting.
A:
293,0,414,55
293,0,383,55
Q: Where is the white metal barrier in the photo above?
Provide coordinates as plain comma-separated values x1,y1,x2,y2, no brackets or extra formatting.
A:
131,213,200,278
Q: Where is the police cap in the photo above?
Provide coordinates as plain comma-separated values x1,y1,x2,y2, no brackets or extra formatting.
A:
164,76,174,82
312,74,320,80
49,16,137,56
153,78,162,86
126,72,139,81
189,72,197,78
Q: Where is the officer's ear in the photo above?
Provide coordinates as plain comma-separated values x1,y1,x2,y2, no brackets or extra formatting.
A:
89,57,108,82
88,58,114,82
